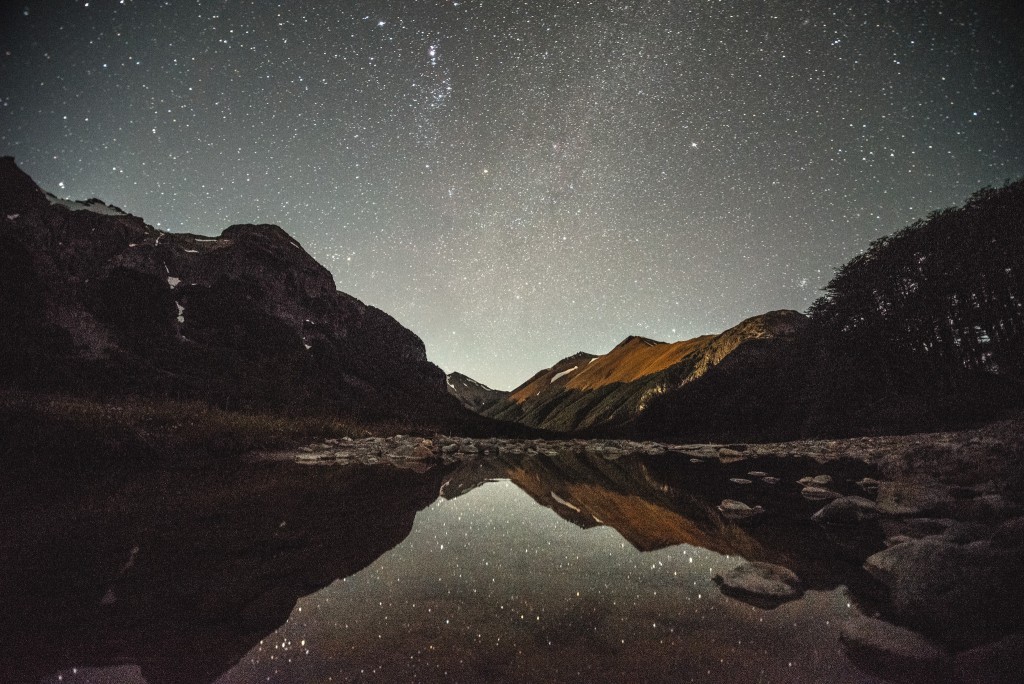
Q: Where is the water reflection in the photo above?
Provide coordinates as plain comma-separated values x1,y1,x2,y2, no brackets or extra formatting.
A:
3,450,888,683
2,462,453,684
220,480,879,683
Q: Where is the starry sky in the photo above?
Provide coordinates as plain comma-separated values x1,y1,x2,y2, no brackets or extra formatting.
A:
2,1,1023,390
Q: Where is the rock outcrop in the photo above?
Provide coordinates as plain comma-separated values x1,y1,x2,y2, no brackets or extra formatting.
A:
0,157,469,426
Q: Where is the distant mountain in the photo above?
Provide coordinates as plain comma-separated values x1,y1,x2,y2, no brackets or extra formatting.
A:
482,310,808,432
446,372,508,411
0,156,471,427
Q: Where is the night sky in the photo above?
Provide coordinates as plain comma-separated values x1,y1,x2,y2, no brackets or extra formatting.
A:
2,1,1022,390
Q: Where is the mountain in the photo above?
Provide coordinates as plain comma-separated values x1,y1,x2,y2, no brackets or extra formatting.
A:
0,156,469,427
446,371,508,411
634,181,1024,443
481,310,808,432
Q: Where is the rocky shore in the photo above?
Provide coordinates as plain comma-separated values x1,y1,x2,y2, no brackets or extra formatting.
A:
257,414,1024,683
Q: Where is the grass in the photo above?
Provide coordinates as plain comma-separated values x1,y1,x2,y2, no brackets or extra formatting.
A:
0,390,396,474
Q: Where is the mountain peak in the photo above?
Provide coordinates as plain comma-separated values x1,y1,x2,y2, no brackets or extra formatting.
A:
446,372,508,411
613,335,663,350
485,310,810,431
0,156,50,214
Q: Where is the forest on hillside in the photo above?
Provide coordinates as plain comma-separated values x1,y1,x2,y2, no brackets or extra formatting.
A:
633,179,1024,442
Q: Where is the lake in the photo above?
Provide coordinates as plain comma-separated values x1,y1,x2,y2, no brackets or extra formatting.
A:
7,449,892,683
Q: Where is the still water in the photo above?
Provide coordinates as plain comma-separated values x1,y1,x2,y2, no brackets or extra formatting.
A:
221,481,878,683
12,451,886,683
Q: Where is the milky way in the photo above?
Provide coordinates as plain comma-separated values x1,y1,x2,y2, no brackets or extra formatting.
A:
2,1,1022,389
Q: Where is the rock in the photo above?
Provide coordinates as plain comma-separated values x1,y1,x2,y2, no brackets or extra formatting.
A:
876,480,954,516
967,494,1017,520
441,444,459,454
811,495,878,524
882,517,955,539
410,444,434,459
717,499,764,520
857,477,881,489
863,538,1024,643
459,443,479,454
713,561,803,607
953,634,1024,684
761,476,780,485
729,478,753,485
992,517,1024,549
798,474,832,486
839,616,950,683
801,486,840,501
690,458,701,464
884,534,914,547
747,471,768,478
718,447,745,459
941,521,992,544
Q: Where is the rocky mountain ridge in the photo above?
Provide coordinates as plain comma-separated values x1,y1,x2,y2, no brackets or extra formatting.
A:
445,371,508,411
0,156,469,426
481,309,808,432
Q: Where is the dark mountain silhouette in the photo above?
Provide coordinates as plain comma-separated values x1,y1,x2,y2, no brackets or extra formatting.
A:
0,461,454,684
482,310,807,432
446,371,508,411
630,180,1024,442
0,157,480,429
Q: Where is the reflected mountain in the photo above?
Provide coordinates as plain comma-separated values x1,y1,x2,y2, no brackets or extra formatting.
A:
3,449,885,684
456,449,882,596
1,461,454,684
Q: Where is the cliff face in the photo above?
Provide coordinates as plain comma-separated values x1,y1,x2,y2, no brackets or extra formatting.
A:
482,310,808,433
0,157,463,424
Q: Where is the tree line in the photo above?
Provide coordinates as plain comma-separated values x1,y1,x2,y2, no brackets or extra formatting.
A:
632,178,1023,442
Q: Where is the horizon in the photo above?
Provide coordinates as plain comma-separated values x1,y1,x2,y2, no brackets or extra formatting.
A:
3,1,1022,390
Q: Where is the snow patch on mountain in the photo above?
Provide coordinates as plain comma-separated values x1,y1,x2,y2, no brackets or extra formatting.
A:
550,366,578,383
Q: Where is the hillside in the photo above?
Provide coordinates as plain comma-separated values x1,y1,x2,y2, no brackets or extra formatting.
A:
482,310,807,432
0,157,472,429
631,180,1024,442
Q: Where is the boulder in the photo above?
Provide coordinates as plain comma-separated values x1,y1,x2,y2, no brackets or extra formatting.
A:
839,616,950,684
941,521,991,544
713,561,803,608
881,517,955,540
876,480,954,516
953,634,1024,684
801,486,840,501
410,444,434,459
864,538,1024,644
717,499,764,520
811,495,879,524
992,517,1024,549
